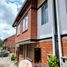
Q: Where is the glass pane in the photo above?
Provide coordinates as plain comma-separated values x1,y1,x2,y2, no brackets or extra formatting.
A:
41,2,48,25
27,45,32,59
17,24,20,35
25,15,28,29
23,19,26,31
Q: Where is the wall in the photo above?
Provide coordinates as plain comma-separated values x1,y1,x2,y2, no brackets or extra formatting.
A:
37,0,54,39
16,8,37,43
62,37,67,56
57,0,67,34
18,39,53,67
4,35,15,53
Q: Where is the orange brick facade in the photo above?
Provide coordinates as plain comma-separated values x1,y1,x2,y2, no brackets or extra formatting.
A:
16,9,37,43
18,39,53,67
62,37,67,57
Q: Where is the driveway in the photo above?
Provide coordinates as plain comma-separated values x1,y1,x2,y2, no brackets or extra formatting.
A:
0,57,16,67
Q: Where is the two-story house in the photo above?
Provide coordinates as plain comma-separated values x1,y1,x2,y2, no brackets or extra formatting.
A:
12,0,67,67
4,35,15,53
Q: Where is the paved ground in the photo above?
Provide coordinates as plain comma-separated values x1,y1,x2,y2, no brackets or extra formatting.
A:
0,57,16,67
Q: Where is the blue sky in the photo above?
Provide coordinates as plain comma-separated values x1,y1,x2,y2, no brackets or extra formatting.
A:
0,0,25,40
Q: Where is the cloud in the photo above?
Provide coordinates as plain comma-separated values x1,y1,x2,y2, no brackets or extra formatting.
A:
0,0,25,40
0,23,16,39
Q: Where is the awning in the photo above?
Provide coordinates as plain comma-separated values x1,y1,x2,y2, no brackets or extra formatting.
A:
16,39,37,46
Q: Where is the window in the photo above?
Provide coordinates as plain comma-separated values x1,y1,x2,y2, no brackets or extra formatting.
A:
17,24,20,35
41,1,48,25
65,0,67,12
27,45,32,59
19,45,23,55
23,19,26,31
22,15,28,32
26,15,28,29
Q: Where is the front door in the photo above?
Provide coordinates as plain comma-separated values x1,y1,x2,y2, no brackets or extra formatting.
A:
34,48,41,63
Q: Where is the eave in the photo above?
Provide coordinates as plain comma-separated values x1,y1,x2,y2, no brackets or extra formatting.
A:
12,0,37,27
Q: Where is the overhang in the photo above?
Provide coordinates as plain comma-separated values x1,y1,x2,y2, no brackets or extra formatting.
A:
16,39,37,46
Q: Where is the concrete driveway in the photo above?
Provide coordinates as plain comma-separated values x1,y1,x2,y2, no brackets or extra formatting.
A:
0,57,16,67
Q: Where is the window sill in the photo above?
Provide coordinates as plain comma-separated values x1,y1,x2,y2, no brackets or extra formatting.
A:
22,29,28,34
17,34,20,37
26,57,33,62
61,56,67,59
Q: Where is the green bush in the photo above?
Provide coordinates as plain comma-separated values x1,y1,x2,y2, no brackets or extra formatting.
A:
48,55,60,67
11,53,16,61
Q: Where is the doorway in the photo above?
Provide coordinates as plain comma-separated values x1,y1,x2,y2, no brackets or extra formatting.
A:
34,48,41,63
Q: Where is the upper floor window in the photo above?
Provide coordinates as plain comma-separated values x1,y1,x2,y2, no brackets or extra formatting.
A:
22,15,28,32
17,24,20,35
65,0,67,12
41,1,48,25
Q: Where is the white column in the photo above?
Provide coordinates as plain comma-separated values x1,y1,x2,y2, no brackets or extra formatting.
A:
52,0,56,55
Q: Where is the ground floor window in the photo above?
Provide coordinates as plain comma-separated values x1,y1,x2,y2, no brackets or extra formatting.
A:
34,48,41,63
19,45,23,55
27,45,33,59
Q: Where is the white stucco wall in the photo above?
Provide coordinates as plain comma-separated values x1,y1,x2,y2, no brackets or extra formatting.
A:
37,0,54,39
57,0,67,34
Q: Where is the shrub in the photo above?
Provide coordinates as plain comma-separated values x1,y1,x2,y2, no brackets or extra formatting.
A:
48,55,60,67
11,53,16,61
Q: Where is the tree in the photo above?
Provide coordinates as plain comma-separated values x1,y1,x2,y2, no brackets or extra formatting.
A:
0,39,3,47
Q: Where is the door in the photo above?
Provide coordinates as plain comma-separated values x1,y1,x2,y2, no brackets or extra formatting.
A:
34,48,41,63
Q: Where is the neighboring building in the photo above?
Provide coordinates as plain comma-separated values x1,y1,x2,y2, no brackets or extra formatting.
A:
4,35,15,53
12,0,67,67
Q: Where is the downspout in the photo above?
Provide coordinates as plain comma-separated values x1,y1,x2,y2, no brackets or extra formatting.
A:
55,0,62,67
52,0,62,67
52,0,59,57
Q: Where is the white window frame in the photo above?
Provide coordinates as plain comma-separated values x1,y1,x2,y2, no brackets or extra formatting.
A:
22,15,28,32
17,24,20,35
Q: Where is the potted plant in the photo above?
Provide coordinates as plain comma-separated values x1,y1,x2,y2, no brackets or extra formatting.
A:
11,53,16,61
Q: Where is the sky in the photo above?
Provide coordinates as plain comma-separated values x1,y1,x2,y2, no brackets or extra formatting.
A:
0,0,25,40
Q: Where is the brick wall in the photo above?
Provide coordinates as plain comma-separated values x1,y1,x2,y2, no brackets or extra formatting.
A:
37,40,53,64
17,39,53,67
62,37,67,56
4,35,15,53
16,8,37,43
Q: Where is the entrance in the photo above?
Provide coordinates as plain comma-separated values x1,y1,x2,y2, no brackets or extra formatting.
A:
34,48,41,63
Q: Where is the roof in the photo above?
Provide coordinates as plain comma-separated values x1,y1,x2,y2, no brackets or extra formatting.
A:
4,35,15,42
12,0,37,27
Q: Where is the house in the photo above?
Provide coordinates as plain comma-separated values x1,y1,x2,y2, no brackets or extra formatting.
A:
12,0,67,67
4,35,15,53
